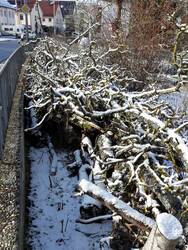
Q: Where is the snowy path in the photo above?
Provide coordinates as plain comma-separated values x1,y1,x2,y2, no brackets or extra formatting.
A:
27,147,112,250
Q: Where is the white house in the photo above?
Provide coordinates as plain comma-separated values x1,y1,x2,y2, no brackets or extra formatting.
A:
0,0,16,29
15,1,43,33
39,1,64,33
15,0,64,33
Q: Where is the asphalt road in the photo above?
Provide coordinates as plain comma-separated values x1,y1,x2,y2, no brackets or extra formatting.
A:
0,39,20,63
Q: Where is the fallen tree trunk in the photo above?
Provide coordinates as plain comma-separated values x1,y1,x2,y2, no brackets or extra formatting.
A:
71,151,103,219
79,179,155,230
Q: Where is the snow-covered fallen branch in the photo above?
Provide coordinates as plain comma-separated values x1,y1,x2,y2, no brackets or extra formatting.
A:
79,179,155,230
76,214,112,224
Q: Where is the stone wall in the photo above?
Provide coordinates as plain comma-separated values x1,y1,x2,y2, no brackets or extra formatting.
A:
0,63,25,249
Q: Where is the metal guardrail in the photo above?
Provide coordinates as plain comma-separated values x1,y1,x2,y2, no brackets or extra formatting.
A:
0,40,38,159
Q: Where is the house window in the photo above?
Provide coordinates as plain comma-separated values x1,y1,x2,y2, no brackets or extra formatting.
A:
49,18,52,22
43,18,45,22
4,10,6,16
20,14,23,20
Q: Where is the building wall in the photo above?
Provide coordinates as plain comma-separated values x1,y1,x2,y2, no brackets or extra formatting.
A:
15,3,64,33
54,5,64,32
15,11,31,26
0,6,15,26
15,4,43,33
30,3,43,33
42,5,64,32
42,15,54,27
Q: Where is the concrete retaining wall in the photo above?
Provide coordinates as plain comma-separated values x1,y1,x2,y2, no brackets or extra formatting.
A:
0,46,25,159
0,65,25,249
0,40,38,249
0,40,38,159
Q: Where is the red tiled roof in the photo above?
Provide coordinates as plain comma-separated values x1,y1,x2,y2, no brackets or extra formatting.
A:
17,0,59,16
27,0,36,10
39,1,59,17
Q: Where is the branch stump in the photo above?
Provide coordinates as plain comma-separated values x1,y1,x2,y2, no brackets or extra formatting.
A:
143,213,183,250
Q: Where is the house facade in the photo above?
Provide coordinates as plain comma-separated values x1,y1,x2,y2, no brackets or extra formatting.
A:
15,0,64,33
39,1,64,33
15,0,41,32
0,0,16,30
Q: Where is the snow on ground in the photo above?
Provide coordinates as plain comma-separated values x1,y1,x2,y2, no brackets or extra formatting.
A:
158,83,188,142
158,82,188,114
27,146,112,250
0,37,17,42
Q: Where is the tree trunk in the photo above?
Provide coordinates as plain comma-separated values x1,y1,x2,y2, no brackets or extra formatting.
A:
115,0,123,30
143,213,183,250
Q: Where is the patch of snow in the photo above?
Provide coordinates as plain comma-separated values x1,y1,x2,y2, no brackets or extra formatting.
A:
74,149,82,167
27,146,112,250
158,85,188,114
0,37,17,42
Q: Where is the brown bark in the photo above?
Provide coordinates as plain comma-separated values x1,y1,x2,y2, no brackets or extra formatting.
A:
115,0,123,31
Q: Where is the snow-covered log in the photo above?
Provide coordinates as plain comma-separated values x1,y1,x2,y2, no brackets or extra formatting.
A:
79,179,155,230
78,163,102,219
143,213,183,250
